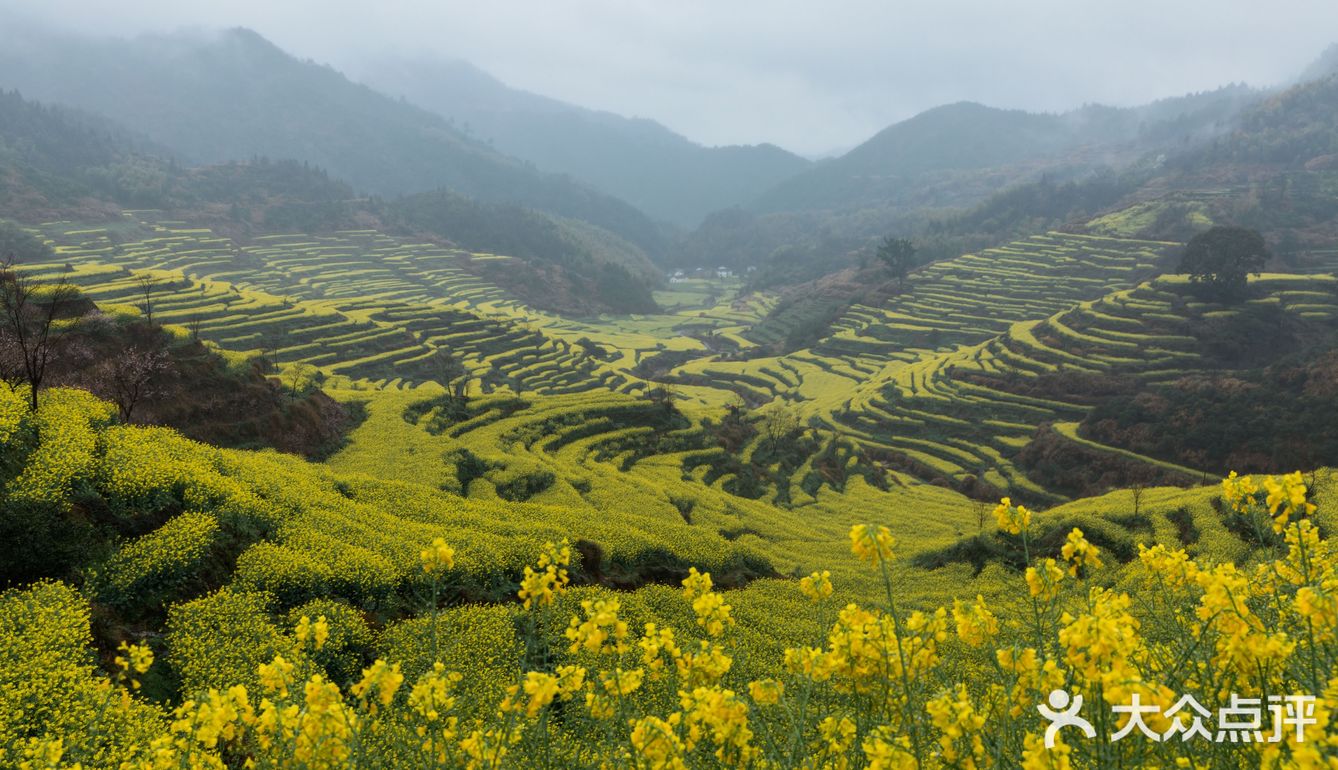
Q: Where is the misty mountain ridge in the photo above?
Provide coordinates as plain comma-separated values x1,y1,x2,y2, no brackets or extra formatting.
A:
3,17,1336,295
0,86,662,316
1299,43,1338,82
350,55,811,227
0,24,670,258
749,40,1338,219
752,83,1265,215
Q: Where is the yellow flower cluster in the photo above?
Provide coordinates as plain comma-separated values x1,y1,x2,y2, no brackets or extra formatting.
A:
849,523,896,564
993,496,1033,535
679,686,755,765
407,663,464,763
638,622,680,681
926,684,987,768
862,727,916,770
5,471,1338,769
498,665,584,720
678,566,735,637
1025,558,1065,602
565,598,629,655
799,570,834,602
293,614,330,651
951,594,999,647
420,538,456,573
1059,527,1103,576
630,713,687,770
351,659,405,713
517,538,571,609
115,641,154,677
1222,470,1317,533
746,678,783,706
796,600,948,704
676,640,733,689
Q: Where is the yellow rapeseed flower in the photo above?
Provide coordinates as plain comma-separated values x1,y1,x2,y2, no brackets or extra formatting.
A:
994,497,1032,535
518,539,571,609
630,714,687,770
952,594,999,647
799,570,834,602
1025,559,1064,602
692,591,735,637
1059,528,1103,577
849,523,895,564
747,678,784,706
565,598,629,655
681,567,713,600
420,538,456,573
351,659,404,713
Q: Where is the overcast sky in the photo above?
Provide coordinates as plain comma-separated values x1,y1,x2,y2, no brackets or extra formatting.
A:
4,0,1336,156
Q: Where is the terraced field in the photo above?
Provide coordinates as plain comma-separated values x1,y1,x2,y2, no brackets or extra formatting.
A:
14,211,1338,770
667,234,1175,415
25,216,1330,507
30,216,791,404
827,274,1338,502
32,217,648,393
818,232,1174,357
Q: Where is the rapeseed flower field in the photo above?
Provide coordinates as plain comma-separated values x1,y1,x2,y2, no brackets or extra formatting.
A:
6,221,1337,767
1,381,1332,769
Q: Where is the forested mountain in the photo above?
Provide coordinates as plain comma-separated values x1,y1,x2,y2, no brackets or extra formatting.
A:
0,89,658,314
0,89,168,215
0,25,670,258
353,57,811,227
1177,73,1338,169
752,86,1262,216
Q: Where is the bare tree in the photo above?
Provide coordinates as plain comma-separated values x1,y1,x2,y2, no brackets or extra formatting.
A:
136,273,160,326
1130,483,1147,517
284,362,318,397
0,255,82,411
432,349,470,400
646,383,678,413
92,344,171,422
1127,466,1156,517
188,313,203,342
973,499,990,534
762,402,800,446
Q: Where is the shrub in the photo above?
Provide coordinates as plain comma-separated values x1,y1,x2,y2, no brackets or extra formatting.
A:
0,581,164,767
287,598,373,686
165,588,293,694
99,510,220,611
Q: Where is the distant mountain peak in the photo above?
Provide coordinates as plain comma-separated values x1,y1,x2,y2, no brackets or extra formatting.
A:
350,54,810,226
